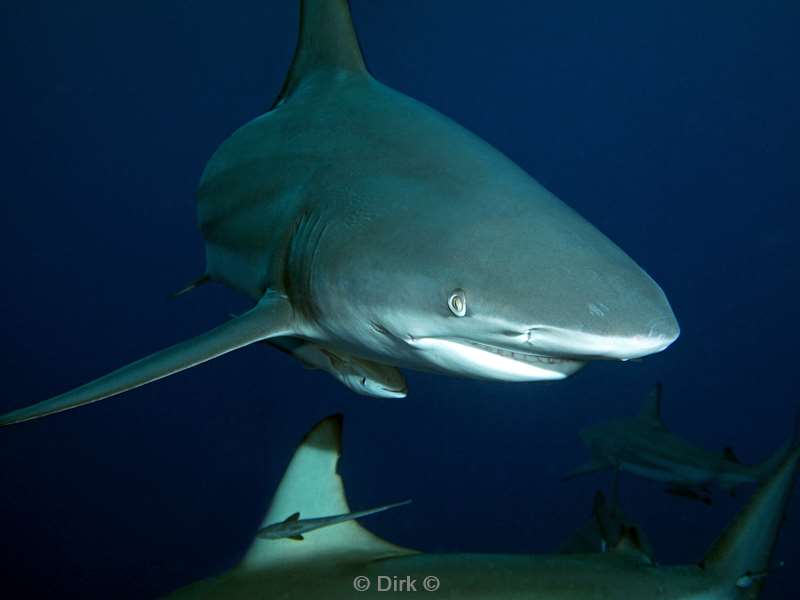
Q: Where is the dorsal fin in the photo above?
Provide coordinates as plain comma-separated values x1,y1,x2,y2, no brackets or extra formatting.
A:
724,446,742,464
284,512,301,522
612,525,653,565
703,446,800,597
591,490,606,518
638,382,666,429
239,415,416,572
272,0,369,109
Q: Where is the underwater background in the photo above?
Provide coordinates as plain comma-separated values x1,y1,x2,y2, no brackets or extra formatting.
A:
1,1,798,598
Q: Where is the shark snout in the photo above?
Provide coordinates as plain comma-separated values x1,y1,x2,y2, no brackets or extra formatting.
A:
525,310,679,362
566,268,681,360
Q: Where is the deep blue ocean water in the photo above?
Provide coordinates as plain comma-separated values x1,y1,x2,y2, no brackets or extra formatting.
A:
1,1,798,598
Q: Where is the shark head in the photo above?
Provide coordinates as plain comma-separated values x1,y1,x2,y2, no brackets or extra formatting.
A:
310,166,679,382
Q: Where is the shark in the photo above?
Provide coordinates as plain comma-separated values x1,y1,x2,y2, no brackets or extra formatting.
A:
167,414,798,599
564,383,799,502
558,471,655,561
257,499,411,541
0,0,679,425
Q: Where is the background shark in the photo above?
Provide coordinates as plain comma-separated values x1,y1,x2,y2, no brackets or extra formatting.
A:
168,415,798,599
565,384,799,501
0,0,678,426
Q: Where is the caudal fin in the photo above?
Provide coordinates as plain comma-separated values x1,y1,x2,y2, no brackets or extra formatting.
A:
0,294,293,426
752,409,800,481
702,445,800,598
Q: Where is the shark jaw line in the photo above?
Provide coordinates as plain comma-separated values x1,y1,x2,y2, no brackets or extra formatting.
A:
407,336,585,381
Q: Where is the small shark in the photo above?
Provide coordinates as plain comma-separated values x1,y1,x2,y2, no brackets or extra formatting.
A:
257,499,411,541
558,471,655,562
265,338,407,398
0,0,678,425
167,414,799,599
565,383,798,501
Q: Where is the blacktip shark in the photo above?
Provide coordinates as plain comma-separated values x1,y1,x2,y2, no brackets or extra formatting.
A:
257,499,411,541
0,0,679,425
558,471,655,562
565,383,799,502
168,414,798,599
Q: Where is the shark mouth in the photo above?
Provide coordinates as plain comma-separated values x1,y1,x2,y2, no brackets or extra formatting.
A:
407,337,585,381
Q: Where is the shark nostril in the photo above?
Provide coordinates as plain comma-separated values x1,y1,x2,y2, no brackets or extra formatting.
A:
646,316,681,344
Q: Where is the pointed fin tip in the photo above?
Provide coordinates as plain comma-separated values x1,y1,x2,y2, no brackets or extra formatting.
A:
0,297,294,426
271,0,369,109
169,274,211,299
301,413,344,451
703,445,800,584
612,525,653,564
724,446,742,464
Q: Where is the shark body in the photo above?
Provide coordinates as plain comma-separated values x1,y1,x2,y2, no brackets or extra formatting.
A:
257,499,411,541
565,384,798,500
168,414,798,599
0,0,678,425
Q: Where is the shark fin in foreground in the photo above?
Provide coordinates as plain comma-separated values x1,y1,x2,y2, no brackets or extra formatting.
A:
170,417,800,599
703,445,800,598
239,414,417,571
0,294,294,426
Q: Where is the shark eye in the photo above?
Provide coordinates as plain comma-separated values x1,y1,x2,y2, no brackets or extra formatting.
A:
448,289,467,317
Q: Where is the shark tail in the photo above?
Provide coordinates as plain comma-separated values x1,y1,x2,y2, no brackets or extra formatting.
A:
702,445,800,599
752,408,800,481
0,294,293,426
271,0,369,109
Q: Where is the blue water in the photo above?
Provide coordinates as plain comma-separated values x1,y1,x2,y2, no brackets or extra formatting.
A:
1,1,798,598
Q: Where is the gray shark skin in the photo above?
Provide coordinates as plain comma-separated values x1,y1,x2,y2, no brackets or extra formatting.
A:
565,384,798,499
257,499,411,541
167,414,799,599
0,0,678,425
558,471,655,562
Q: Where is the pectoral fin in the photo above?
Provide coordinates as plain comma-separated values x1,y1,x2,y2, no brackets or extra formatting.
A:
289,535,304,541
0,292,294,426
